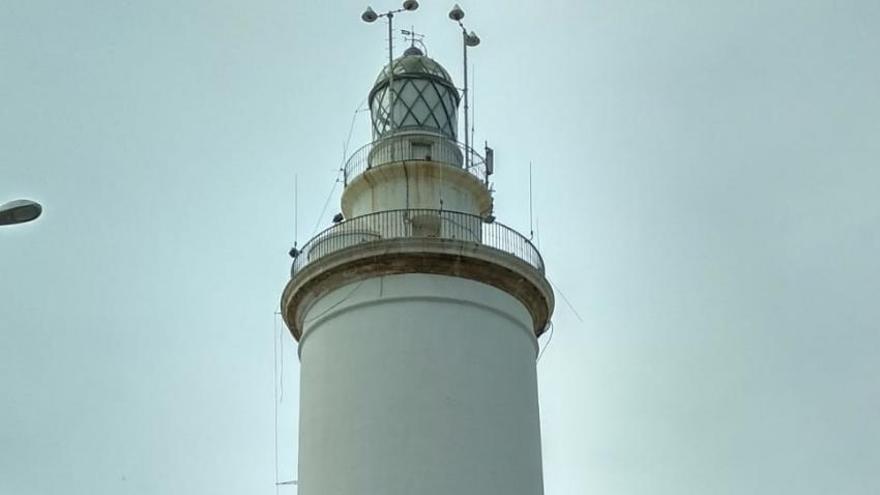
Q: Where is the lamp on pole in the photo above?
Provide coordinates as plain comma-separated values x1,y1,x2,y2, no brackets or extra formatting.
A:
0,199,42,226
362,1,420,131
448,4,480,169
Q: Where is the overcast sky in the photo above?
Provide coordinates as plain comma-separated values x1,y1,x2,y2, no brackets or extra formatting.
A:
2,1,879,494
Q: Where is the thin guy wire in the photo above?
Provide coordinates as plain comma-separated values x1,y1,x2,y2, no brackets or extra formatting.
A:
303,280,366,324
311,176,341,235
311,100,367,235
279,315,284,403
273,311,280,495
537,321,555,363
547,275,584,323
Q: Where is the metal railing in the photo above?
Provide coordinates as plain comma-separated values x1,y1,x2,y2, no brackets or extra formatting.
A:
343,134,488,186
291,209,543,276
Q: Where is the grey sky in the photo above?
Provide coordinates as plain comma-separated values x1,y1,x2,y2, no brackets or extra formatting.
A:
2,1,878,494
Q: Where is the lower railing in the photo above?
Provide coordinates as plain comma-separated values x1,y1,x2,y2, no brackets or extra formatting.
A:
291,209,543,276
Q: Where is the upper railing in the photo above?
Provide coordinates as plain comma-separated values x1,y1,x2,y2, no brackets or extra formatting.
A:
291,209,543,277
343,134,488,186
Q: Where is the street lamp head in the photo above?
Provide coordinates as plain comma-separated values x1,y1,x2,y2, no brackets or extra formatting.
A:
449,4,465,21
465,30,480,47
402,0,419,11
0,199,42,226
361,6,378,23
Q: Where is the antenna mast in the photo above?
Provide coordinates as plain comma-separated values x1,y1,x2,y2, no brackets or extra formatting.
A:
448,4,480,168
294,174,298,246
470,62,475,170
529,161,534,240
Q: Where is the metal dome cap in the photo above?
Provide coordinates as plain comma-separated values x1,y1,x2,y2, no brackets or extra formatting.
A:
372,47,457,87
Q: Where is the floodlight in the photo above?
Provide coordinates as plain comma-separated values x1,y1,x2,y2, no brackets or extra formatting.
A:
449,4,465,21
465,31,480,46
402,0,419,11
361,6,378,22
0,199,42,226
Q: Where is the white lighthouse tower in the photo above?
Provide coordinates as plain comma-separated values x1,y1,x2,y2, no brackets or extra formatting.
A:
280,18,554,495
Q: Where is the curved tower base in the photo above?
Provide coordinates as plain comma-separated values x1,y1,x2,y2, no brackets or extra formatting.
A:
297,274,544,495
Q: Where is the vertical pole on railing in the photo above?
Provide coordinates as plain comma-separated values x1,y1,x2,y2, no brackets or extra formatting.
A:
529,161,534,241
462,29,469,169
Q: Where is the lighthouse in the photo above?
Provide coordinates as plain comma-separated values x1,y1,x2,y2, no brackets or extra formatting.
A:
280,18,554,495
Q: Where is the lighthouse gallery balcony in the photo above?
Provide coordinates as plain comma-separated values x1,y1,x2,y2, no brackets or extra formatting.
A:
291,208,543,277
284,208,552,340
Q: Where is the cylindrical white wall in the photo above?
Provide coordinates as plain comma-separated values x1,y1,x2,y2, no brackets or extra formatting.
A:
297,273,543,495
341,162,491,219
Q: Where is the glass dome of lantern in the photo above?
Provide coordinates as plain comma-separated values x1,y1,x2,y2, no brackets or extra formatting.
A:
368,46,461,141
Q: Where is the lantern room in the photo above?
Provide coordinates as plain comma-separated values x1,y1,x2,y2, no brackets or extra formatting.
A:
368,46,461,141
